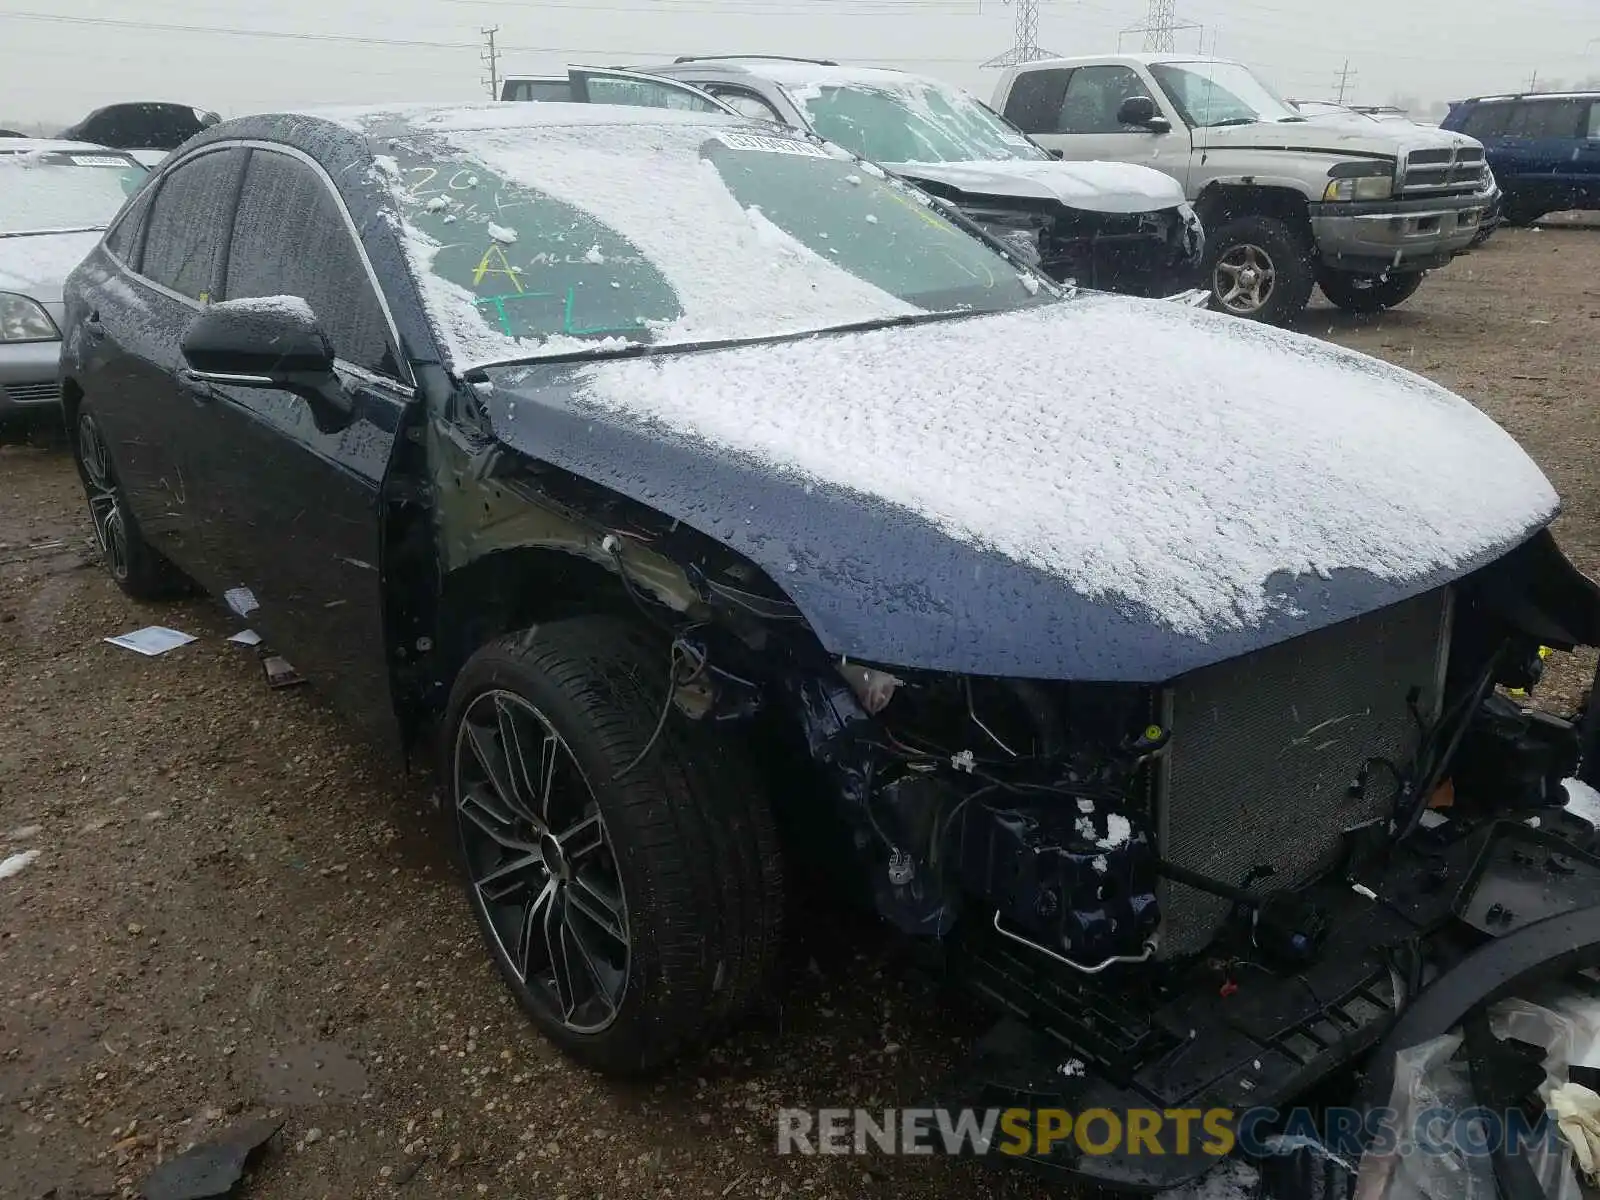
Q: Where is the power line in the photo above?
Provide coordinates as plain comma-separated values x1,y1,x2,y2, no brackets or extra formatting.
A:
0,11,482,48
981,0,1058,69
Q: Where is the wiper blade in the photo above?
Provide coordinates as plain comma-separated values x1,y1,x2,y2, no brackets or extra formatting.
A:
1207,117,1258,128
466,311,999,377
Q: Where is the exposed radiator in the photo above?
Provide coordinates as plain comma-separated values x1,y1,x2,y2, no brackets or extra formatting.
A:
1154,589,1452,958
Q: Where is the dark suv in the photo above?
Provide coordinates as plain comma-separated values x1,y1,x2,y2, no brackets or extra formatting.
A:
1444,92,1600,225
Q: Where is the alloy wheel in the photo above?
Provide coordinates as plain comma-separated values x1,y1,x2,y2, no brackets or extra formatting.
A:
453,690,630,1034
1213,243,1277,315
77,413,129,582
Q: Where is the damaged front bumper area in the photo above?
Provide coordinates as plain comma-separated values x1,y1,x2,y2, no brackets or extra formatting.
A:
764,533,1600,1194
960,200,1205,298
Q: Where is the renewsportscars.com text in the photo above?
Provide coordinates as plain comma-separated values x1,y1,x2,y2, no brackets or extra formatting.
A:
776,1105,1561,1159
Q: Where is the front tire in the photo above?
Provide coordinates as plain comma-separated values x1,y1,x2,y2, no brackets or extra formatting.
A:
1203,215,1317,324
442,617,783,1076
73,405,189,600
1317,269,1425,314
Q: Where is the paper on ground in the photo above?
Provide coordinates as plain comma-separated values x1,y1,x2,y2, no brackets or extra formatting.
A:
228,629,263,647
224,587,260,617
0,850,40,880
105,626,197,656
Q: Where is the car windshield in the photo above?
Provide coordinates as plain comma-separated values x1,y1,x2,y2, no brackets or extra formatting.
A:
784,76,1050,164
1149,61,1304,128
0,150,147,235
381,117,1052,370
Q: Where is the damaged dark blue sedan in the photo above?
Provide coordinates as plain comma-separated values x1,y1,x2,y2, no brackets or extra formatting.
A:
57,102,1600,1196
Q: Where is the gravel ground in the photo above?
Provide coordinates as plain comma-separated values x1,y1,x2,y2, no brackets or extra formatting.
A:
3,223,1598,1200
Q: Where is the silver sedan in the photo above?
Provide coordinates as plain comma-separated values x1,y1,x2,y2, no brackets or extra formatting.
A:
0,141,147,419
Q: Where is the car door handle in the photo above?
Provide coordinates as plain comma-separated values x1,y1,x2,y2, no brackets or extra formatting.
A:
177,370,218,404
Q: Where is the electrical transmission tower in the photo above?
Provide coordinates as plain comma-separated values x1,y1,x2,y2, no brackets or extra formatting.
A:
481,26,501,100
1120,0,1201,55
982,0,1059,69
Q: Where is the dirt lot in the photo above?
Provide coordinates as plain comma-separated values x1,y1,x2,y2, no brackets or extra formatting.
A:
3,224,1599,1200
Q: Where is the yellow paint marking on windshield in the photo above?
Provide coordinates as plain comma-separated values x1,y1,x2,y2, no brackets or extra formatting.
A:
473,244,524,292
885,189,956,233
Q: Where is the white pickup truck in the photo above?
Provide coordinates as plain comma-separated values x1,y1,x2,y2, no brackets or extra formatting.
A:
993,55,1498,322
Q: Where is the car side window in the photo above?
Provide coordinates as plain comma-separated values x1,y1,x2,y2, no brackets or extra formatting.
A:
104,184,156,266
1002,68,1072,135
581,76,724,113
224,149,399,379
1056,66,1152,134
1506,98,1588,139
1588,101,1600,140
1460,102,1512,140
707,87,787,125
138,149,244,301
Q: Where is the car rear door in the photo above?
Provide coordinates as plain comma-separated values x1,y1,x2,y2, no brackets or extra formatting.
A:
75,145,247,588
1001,64,1188,182
195,144,413,749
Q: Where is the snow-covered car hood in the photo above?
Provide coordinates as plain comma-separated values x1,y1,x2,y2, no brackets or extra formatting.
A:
889,158,1187,214
1202,118,1481,160
482,293,1557,682
0,230,103,304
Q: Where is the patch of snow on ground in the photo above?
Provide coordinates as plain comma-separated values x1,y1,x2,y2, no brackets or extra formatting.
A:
1566,778,1600,827
1057,1059,1085,1077
577,296,1557,635
0,850,40,880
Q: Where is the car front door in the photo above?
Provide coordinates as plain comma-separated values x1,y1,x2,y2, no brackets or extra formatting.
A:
76,145,247,589
1581,99,1600,206
192,144,413,749
1002,64,1189,182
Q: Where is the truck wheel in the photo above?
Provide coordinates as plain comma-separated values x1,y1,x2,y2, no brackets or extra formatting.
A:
1317,270,1425,314
1204,216,1316,324
442,617,783,1077
73,405,191,601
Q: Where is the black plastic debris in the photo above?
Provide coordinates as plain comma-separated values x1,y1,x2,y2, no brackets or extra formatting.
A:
138,1117,282,1200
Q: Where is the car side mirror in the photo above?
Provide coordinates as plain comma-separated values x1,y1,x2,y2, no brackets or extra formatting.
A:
1117,95,1171,132
180,299,355,433
1049,148,1066,159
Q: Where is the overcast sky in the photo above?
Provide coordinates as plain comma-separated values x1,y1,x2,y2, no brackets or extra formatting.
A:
2,0,1596,125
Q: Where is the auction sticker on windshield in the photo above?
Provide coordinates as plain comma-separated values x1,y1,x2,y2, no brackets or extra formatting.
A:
712,132,831,158
69,155,133,167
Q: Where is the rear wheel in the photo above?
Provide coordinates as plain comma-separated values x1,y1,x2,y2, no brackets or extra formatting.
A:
1316,269,1425,314
73,406,189,600
443,617,783,1076
1204,216,1317,324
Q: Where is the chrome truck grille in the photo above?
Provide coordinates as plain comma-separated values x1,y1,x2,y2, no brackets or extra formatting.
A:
1399,145,1488,198
1154,589,1452,958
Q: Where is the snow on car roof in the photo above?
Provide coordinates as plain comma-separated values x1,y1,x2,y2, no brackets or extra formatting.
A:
0,138,137,157
575,294,1558,638
294,101,740,137
695,60,948,91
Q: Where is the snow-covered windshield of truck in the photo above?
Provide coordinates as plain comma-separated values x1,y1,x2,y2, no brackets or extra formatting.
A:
1149,61,1305,128
380,116,1052,370
785,75,1051,165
